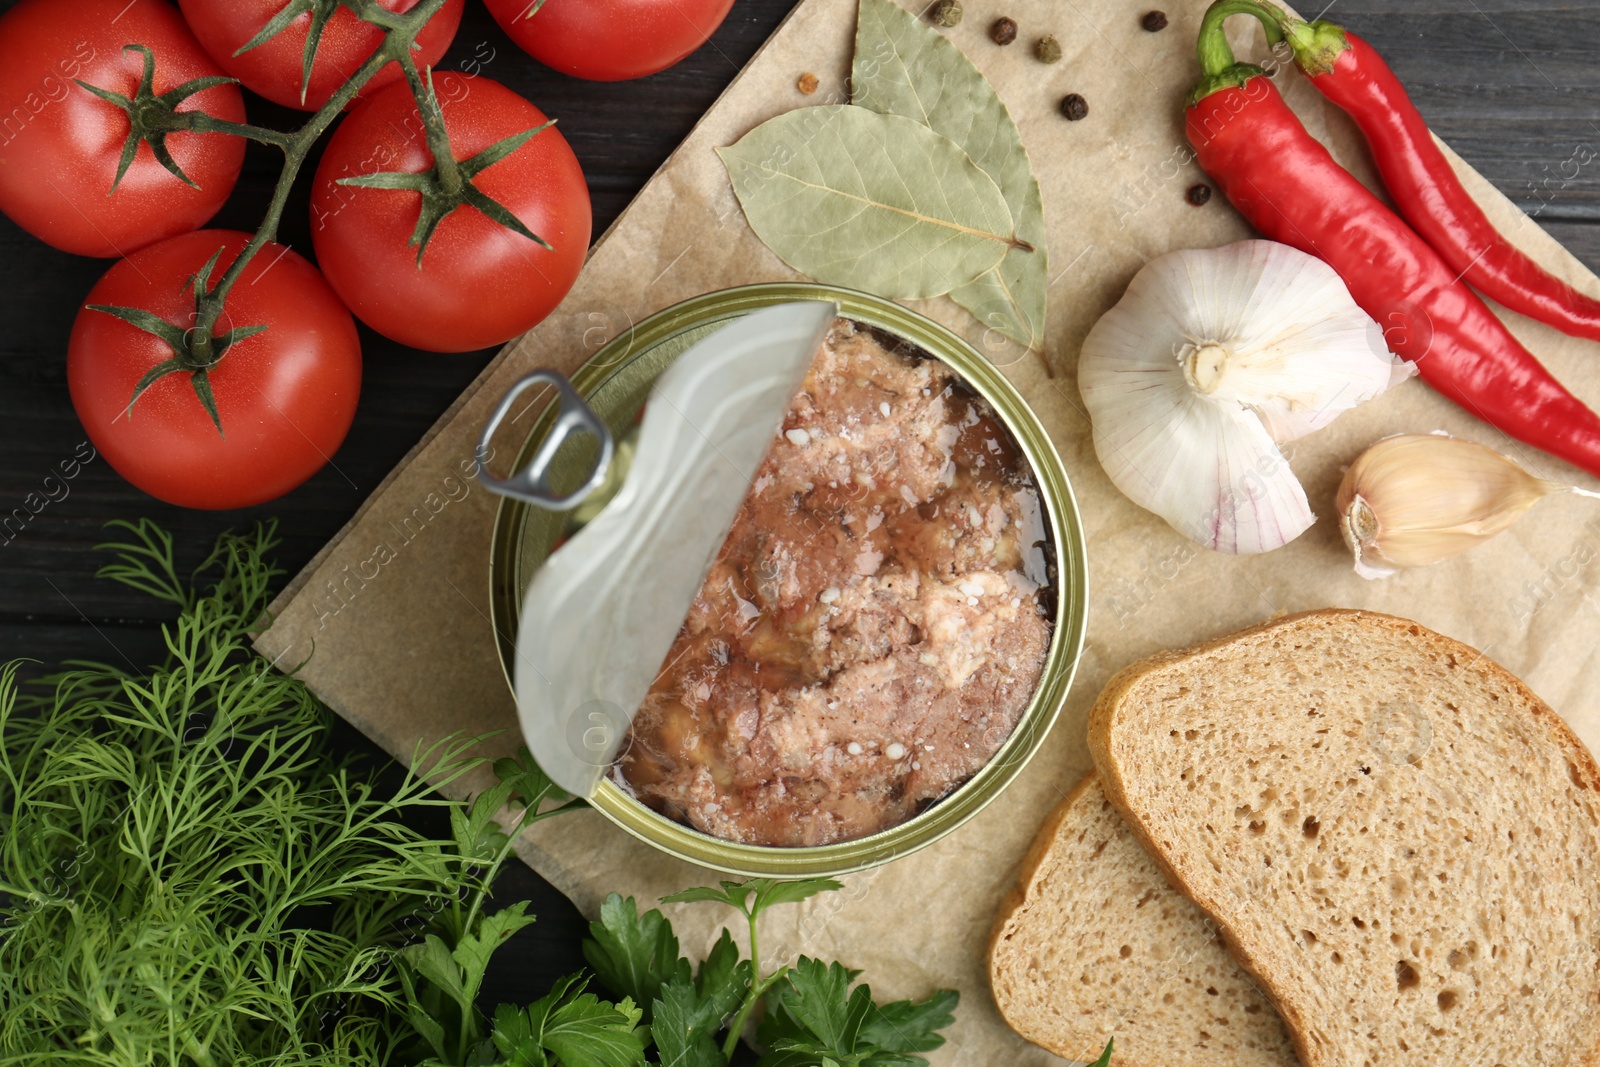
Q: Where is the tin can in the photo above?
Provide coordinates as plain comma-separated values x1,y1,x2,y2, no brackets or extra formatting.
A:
488,283,1088,876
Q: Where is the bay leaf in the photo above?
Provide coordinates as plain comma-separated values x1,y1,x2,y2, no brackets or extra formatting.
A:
717,105,1019,300
853,0,1050,364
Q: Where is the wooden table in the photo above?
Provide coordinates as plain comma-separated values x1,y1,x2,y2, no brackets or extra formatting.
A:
2,0,1596,1033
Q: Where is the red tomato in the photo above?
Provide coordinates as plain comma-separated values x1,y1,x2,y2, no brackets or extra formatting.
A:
0,0,246,258
177,0,464,111
310,73,591,352
68,230,362,510
483,0,735,81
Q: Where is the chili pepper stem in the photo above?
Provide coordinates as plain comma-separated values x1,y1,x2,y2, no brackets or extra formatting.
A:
1205,0,1349,75
1279,17,1347,75
1188,0,1284,105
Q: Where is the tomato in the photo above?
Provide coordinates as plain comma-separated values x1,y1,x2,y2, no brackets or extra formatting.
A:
177,0,464,111
68,230,362,510
0,0,246,258
483,0,735,81
310,74,591,352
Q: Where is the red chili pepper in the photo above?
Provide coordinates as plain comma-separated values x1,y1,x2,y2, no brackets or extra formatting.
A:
1185,3,1600,479
1237,0,1600,344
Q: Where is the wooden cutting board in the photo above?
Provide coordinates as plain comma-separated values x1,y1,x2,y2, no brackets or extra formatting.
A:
256,0,1600,1061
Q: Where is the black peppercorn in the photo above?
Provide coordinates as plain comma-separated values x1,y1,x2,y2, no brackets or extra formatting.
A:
1059,93,1088,121
990,16,1018,45
1186,183,1212,206
928,0,962,27
1035,34,1062,63
1141,10,1169,31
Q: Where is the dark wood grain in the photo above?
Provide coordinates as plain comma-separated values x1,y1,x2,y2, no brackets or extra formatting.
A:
1,0,1596,1043
1339,1,1600,218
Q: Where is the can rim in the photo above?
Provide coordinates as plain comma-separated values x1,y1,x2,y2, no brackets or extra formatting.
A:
489,283,1089,876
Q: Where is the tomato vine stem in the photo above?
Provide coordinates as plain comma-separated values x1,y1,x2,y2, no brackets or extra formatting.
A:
188,0,453,362
85,0,553,431
180,111,296,151
81,0,461,427
398,54,467,197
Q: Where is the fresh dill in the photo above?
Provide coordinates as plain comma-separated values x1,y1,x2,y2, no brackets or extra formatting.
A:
0,520,480,1063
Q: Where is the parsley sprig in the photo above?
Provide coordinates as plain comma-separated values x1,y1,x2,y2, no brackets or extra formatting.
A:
572,887,960,1067
401,804,961,1066
660,878,842,1062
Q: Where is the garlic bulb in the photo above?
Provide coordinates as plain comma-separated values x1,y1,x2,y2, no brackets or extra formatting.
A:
1078,240,1411,554
1336,432,1599,578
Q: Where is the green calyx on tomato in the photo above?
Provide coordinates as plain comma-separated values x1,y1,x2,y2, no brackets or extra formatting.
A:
310,73,590,352
87,246,267,434
338,115,558,264
74,44,255,192
237,0,360,107
234,0,396,107
0,0,249,257
70,230,362,511
179,0,464,112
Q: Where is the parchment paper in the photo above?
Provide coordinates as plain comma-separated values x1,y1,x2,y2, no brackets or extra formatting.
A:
255,1,1600,1061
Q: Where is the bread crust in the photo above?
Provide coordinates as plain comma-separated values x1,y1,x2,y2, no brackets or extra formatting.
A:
986,773,1105,1062
1087,608,1600,1067
987,770,1296,1067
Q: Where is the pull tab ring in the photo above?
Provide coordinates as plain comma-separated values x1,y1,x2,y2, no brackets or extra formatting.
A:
476,370,615,510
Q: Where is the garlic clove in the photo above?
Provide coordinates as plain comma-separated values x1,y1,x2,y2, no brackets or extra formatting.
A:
1079,240,1404,554
1335,433,1580,578
1339,493,1401,579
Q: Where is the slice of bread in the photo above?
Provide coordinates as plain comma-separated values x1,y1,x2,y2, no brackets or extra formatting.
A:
1089,609,1600,1067
988,772,1298,1067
